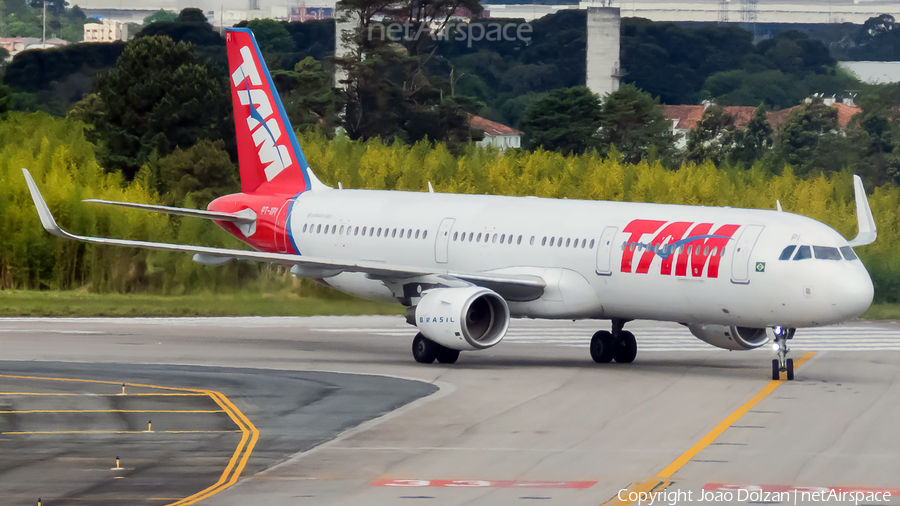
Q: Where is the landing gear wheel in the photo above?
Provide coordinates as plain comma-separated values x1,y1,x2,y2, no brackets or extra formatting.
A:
614,331,637,363
772,359,780,381
436,346,460,364
591,331,615,363
412,333,438,364
786,358,794,381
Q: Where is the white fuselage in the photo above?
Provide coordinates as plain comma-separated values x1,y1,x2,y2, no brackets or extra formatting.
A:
285,189,873,329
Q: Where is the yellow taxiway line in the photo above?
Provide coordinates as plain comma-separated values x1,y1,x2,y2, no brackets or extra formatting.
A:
0,373,259,505
601,351,817,506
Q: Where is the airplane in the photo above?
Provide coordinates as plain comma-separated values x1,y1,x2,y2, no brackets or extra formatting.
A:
22,27,877,381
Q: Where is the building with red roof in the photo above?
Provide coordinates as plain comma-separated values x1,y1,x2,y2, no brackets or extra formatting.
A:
468,114,523,151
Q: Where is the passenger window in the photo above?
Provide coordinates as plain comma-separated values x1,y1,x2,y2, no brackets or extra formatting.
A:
565,238,571,247
550,237,555,247
813,246,842,260
392,228,397,238
316,224,322,233
340,225,345,235
582,239,587,248
840,246,858,260
484,234,490,243
778,245,796,260
793,245,812,260
302,224,308,233
529,236,534,245
423,230,428,239
453,232,458,241
476,233,482,242
377,228,382,237
542,237,547,246
500,234,506,243
590,239,595,249
492,234,498,243
399,228,404,237
415,230,420,239
354,226,359,235
703,246,709,256
407,229,412,238
719,247,725,257
711,246,717,256
369,227,374,237
518,235,523,245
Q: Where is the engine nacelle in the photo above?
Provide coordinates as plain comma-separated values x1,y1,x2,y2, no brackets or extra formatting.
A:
414,287,510,351
687,324,769,351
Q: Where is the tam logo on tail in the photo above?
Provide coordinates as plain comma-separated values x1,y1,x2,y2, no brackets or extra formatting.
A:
226,28,312,195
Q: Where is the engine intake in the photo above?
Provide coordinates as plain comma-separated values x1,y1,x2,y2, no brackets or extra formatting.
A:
414,287,510,351
687,324,768,351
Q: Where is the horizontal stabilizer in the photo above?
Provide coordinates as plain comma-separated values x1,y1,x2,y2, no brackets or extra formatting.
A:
83,199,256,225
848,175,877,247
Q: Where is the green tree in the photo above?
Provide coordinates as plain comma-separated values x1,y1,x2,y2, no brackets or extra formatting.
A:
775,99,839,175
158,139,239,207
731,104,773,168
246,18,295,53
144,9,177,25
596,84,675,164
176,8,207,24
0,82,9,117
272,56,344,132
89,35,232,178
685,104,736,166
520,86,601,155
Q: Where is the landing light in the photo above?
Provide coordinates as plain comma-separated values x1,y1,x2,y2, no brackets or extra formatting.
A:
772,342,781,352
774,325,783,336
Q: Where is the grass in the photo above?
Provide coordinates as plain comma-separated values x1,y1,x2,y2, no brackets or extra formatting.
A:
0,290,405,317
859,303,900,321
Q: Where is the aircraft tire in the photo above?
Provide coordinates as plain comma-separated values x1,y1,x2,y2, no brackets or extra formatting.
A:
436,346,460,364
786,358,794,381
614,331,637,363
413,333,438,364
772,359,780,381
591,331,615,363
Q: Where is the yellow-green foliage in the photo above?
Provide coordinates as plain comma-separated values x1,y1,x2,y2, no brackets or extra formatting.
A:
4,115,900,302
0,112,253,293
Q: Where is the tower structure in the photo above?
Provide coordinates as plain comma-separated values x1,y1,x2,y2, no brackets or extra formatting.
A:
585,6,622,97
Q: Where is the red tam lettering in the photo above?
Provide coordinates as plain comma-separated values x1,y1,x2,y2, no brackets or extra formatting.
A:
636,221,692,274
620,220,665,273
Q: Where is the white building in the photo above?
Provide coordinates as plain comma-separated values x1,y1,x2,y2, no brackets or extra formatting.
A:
84,19,129,42
470,115,522,151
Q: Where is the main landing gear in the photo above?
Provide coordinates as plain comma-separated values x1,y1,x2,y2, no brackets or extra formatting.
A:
412,333,460,364
591,318,637,364
771,326,796,381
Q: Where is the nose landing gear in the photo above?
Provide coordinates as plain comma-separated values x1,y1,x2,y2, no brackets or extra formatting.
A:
771,326,796,380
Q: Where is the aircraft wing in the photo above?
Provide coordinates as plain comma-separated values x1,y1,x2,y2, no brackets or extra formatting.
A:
23,169,545,299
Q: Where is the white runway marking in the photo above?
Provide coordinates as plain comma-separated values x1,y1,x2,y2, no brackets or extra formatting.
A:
314,324,900,351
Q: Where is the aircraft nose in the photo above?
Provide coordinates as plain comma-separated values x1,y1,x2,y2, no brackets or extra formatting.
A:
835,266,874,319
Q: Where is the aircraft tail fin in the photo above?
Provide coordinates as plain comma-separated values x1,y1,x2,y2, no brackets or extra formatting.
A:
225,27,328,195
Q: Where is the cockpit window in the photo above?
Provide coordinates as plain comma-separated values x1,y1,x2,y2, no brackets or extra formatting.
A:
840,246,858,261
793,245,812,260
813,246,842,260
778,245,797,260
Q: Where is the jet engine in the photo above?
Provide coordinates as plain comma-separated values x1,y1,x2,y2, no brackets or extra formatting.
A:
413,286,510,351
687,324,769,351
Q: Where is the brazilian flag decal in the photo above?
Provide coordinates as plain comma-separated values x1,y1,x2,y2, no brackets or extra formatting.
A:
756,262,766,273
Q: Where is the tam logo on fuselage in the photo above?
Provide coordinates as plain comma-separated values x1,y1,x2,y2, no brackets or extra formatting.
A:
620,219,741,278
231,45,294,182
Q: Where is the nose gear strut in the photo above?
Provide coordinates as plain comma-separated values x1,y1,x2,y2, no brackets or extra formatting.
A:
771,326,796,380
